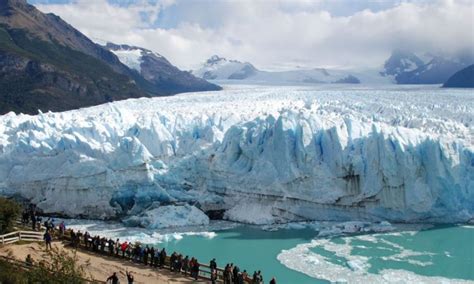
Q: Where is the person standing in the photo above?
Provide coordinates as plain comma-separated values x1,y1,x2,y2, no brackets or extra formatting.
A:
106,272,119,284
193,260,200,280
31,213,36,231
43,230,52,250
182,255,189,275
210,258,217,271
126,270,134,284
58,221,65,238
211,268,218,284
269,277,276,284
159,248,166,268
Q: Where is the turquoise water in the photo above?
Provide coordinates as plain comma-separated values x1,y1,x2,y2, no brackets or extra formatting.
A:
67,221,474,283
351,225,474,280
156,226,323,284
156,225,474,283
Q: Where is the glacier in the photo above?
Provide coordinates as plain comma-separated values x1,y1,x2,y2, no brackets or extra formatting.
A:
0,84,472,226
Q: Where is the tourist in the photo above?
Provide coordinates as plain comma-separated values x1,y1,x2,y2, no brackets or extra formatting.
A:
43,230,52,250
83,232,89,248
31,213,36,230
149,246,155,266
243,269,248,279
211,268,218,284
106,272,119,284
176,254,183,273
269,277,276,284
25,254,33,266
182,255,189,275
59,221,66,238
143,245,149,265
36,216,42,231
121,241,128,258
154,248,160,268
115,239,121,256
224,264,232,284
126,270,134,284
170,252,177,271
108,238,115,255
233,265,240,283
126,244,132,259
189,257,195,277
258,270,263,283
192,259,200,280
237,272,244,284
159,248,166,268
210,258,217,271
253,271,259,283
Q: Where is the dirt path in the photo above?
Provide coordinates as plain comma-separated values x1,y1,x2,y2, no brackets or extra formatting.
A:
0,241,207,283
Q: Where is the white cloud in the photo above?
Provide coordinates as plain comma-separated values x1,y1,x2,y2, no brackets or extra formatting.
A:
35,0,474,71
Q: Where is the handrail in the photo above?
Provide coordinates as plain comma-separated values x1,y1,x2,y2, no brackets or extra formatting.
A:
0,230,43,245
61,230,256,283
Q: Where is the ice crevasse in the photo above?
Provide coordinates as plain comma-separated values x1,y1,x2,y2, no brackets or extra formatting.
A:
0,85,472,226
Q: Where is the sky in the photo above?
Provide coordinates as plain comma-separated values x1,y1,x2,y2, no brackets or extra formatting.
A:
29,0,474,71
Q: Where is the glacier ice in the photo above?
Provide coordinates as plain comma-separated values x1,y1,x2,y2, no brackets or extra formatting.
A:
0,84,472,225
123,204,210,229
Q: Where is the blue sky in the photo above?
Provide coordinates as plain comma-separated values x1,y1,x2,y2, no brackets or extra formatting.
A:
30,0,474,70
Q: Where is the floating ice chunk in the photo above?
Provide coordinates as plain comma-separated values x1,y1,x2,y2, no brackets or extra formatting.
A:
224,202,276,225
123,204,210,229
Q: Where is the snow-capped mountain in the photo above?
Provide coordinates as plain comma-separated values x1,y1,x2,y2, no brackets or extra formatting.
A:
192,55,392,84
381,50,474,84
193,55,258,80
0,85,471,226
106,43,221,94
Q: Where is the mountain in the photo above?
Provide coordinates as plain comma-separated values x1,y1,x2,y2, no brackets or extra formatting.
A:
105,43,221,94
193,55,258,80
0,0,220,115
381,49,474,84
443,64,474,88
192,55,376,84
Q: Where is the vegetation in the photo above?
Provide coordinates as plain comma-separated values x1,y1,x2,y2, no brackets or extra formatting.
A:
0,24,149,115
0,248,90,284
0,197,20,234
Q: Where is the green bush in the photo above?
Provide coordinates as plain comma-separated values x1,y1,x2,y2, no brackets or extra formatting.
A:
0,247,90,284
28,247,88,284
0,197,20,234
0,258,28,284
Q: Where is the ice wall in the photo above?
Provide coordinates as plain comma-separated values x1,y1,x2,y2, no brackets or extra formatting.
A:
0,85,472,224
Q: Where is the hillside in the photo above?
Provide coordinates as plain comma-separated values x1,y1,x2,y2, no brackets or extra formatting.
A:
0,0,220,115
443,64,474,88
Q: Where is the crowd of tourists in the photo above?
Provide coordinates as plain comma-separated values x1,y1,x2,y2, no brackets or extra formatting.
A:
70,228,272,284
20,207,274,284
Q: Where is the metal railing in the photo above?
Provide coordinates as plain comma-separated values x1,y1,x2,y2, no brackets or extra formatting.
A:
62,231,255,283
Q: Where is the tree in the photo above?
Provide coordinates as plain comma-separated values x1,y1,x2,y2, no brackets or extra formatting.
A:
0,197,20,234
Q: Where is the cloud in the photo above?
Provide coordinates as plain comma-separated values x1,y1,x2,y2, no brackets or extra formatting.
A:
34,0,474,71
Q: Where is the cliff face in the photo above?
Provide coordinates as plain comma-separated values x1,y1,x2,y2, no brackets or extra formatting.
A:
0,86,471,224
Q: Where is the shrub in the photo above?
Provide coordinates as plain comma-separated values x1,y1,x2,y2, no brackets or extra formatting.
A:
28,247,88,284
0,197,20,234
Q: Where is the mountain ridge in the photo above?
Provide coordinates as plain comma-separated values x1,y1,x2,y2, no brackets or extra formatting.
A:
0,0,220,115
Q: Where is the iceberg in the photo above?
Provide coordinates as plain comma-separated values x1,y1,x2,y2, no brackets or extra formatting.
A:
0,85,472,225
123,204,210,229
